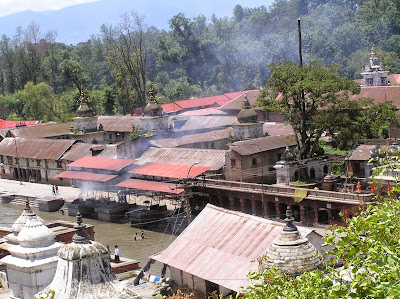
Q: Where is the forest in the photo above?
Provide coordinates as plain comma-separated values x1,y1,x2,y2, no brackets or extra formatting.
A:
0,0,399,121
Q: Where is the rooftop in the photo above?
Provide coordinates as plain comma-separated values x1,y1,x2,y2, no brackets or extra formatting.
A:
67,156,136,171
129,162,211,179
231,135,296,156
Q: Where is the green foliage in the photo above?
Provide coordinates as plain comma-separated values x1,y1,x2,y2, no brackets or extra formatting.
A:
128,125,144,140
258,61,360,160
242,197,400,298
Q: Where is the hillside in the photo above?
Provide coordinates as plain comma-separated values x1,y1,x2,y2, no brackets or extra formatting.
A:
0,0,272,45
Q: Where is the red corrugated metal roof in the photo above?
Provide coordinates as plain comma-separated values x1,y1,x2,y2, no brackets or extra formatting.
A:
67,156,136,171
117,179,183,194
55,171,117,182
0,120,37,129
152,204,314,292
129,162,211,179
161,102,183,113
175,95,229,109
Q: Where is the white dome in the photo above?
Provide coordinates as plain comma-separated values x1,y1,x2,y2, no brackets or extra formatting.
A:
17,215,54,247
12,205,45,235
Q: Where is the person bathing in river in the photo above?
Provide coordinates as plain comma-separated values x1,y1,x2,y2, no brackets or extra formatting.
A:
134,232,137,241
141,230,147,239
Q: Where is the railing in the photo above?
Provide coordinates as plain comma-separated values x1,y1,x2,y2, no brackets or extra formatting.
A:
199,179,375,202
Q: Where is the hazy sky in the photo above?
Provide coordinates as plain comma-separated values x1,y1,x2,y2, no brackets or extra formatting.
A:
0,0,99,17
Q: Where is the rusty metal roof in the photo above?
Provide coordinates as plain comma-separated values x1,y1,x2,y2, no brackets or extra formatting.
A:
231,135,296,156
348,144,376,161
96,145,118,159
152,204,313,292
1,122,73,139
219,90,260,110
0,137,76,160
263,122,294,136
97,116,141,132
174,115,237,132
137,147,226,171
55,171,117,182
61,142,98,162
349,86,400,105
117,179,183,194
149,128,232,148
129,162,211,179
67,156,136,171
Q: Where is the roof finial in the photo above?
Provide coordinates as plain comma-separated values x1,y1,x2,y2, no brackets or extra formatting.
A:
25,198,31,210
283,207,297,232
72,213,90,244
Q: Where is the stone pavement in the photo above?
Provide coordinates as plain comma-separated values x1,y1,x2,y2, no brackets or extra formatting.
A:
0,178,181,210
0,179,84,203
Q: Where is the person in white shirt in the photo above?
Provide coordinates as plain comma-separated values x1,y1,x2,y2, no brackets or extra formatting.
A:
114,245,120,263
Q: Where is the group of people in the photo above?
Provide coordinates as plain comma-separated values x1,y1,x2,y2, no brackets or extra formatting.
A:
51,184,59,195
133,230,147,241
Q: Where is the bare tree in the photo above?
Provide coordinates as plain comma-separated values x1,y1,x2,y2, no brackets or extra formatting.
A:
102,11,147,112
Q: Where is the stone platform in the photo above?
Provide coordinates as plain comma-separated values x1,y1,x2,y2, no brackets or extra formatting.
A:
110,256,140,274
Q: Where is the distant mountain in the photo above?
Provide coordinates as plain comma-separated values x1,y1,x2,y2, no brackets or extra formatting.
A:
0,0,272,45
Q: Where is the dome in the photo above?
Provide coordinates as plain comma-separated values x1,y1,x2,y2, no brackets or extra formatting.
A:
12,200,45,235
143,87,162,117
261,208,322,275
276,146,294,166
36,213,139,299
18,215,55,247
237,93,258,123
323,172,336,183
76,90,95,118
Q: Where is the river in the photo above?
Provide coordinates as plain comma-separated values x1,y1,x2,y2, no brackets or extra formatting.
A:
0,203,177,276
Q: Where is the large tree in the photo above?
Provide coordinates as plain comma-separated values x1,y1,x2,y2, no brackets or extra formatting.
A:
258,61,360,163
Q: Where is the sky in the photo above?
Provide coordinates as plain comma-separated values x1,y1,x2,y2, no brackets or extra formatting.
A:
0,0,99,17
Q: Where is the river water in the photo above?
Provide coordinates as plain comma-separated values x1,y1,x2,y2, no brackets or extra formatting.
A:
0,203,177,276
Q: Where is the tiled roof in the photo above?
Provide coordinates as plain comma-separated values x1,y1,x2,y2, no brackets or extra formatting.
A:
349,86,400,106
152,204,314,292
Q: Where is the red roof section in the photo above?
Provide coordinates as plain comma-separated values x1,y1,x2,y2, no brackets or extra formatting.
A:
0,119,37,129
117,179,183,194
67,156,136,171
129,162,211,179
161,102,183,113
55,171,117,182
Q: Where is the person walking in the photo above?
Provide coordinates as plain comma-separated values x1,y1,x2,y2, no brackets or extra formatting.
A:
107,245,111,260
114,245,120,263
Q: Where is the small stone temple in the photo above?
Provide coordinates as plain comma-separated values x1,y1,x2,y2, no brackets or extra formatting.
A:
140,87,169,134
0,200,62,299
73,89,98,133
361,44,389,87
231,93,264,141
36,213,140,299
260,208,322,275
